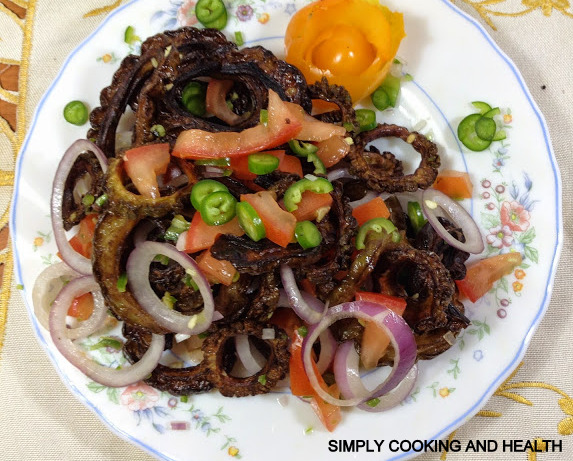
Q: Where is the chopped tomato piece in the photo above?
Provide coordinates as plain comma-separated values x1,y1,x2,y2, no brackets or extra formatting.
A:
68,213,98,259
205,79,243,126
183,212,244,253
289,332,341,431
269,307,303,341
241,191,297,247
172,90,303,159
196,249,237,286
291,191,333,222
433,170,473,200
300,278,317,297
123,143,170,199
456,252,523,303
284,101,347,141
230,150,285,180
355,292,407,369
67,292,94,321
278,154,303,177
351,196,390,226
315,135,350,168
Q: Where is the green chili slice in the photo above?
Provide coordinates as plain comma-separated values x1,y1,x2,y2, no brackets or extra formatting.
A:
283,177,334,212
63,100,89,126
355,218,398,250
407,201,427,234
474,116,497,141
181,81,207,116
199,191,237,226
195,0,226,25
371,74,401,111
355,108,377,132
295,221,322,249
288,139,318,156
236,201,266,242
457,113,492,151
248,153,280,175
199,3,228,30
306,153,326,175
190,179,229,211
164,214,191,242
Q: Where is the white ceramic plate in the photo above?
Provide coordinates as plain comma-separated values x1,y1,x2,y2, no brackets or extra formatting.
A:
11,0,562,460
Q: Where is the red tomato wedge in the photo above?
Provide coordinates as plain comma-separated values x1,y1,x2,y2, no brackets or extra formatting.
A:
315,135,351,168
269,307,303,341
240,191,297,248
205,79,243,126
291,191,333,222
355,292,407,369
351,196,390,226
278,155,303,178
289,332,341,432
456,252,522,303
196,250,237,286
183,213,244,254
284,100,347,141
172,90,303,159
123,143,170,199
230,150,286,180
68,213,98,259
67,292,94,321
433,170,473,200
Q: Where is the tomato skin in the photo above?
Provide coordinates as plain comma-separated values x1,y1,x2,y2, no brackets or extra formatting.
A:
172,90,303,159
68,213,98,259
352,196,390,226
284,101,347,141
291,191,333,222
433,170,474,200
183,212,244,253
456,252,523,303
123,143,170,199
205,79,243,125
285,0,405,103
67,292,94,321
196,250,237,286
240,191,297,248
355,291,407,369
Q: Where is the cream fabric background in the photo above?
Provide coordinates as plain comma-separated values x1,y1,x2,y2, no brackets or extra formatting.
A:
0,1,571,460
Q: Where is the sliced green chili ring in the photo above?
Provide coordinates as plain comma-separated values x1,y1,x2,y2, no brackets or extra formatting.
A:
181,81,207,116
150,124,166,138
306,153,326,175
407,201,427,234
200,191,237,226
288,139,318,156
190,179,229,211
195,0,226,24
164,214,191,242
471,101,492,115
248,153,280,175
457,113,492,152
355,218,398,250
474,116,497,141
82,194,95,207
63,100,89,126
295,221,323,249
236,201,266,242
355,108,377,132
201,6,227,29
283,177,334,212
371,87,390,111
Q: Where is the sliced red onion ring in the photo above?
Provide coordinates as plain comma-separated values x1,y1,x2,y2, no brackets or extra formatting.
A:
126,241,214,335
51,139,108,275
279,265,326,325
32,262,80,331
315,328,336,375
333,340,419,412
302,301,417,407
62,276,109,341
49,275,164,387
421,188,484,254
235,334,265,376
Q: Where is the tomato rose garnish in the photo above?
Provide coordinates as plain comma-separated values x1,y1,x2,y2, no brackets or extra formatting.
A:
285,0,405,104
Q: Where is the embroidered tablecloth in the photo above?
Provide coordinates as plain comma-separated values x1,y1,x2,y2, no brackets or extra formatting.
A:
1,1,572,460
